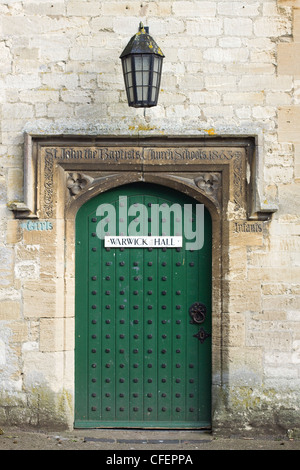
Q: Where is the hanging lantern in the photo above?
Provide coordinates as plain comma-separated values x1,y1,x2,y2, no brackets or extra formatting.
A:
120,22,164,108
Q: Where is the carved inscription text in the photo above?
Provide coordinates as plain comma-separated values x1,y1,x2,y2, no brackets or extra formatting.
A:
44,146,242,163
40,144,246,219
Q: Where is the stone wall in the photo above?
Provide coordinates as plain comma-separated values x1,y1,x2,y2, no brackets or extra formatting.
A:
0,0,299,435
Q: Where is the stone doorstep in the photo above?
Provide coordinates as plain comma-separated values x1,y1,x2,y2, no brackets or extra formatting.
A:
81,429,212,444
84,437,211,444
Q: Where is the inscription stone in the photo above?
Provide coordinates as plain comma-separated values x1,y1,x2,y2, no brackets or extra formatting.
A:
234,221,263,233
35,141,249,221
43,146,243,163
21,221,53,231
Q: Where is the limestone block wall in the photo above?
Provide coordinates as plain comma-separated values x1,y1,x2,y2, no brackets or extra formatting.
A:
0,1,299,434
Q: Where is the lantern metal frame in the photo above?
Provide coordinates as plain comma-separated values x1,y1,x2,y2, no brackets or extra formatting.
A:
120,22,164,108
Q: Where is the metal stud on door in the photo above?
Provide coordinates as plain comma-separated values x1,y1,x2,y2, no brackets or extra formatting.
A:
75,184,212,429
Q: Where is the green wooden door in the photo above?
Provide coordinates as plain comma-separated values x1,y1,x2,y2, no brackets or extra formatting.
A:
75,184,212,428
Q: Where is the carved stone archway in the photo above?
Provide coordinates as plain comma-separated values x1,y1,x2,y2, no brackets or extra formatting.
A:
9,134,275,429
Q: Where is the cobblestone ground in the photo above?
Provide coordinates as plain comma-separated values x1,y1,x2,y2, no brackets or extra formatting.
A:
0,427,300,451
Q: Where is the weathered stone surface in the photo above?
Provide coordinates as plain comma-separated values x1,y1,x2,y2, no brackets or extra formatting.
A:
0,0,299,435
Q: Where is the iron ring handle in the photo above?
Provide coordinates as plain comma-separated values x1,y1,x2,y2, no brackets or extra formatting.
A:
189,302,206,324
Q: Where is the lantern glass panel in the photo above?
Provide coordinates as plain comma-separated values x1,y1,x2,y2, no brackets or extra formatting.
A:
152,70,158,88
136,84,142,101
123,56,134,104
153,56,160,73
129,87,134,102
143,55,151,69
125,56,132,73
128,71,133,88
136,71,142,87
143,84,149,101
135,55,142,70
151,86,157,103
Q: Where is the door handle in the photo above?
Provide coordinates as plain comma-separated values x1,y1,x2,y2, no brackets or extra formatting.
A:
189,302,206,324
189,302,211,343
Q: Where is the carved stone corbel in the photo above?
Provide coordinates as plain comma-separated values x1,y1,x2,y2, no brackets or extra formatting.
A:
194,172,221,208
66,172,94,196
